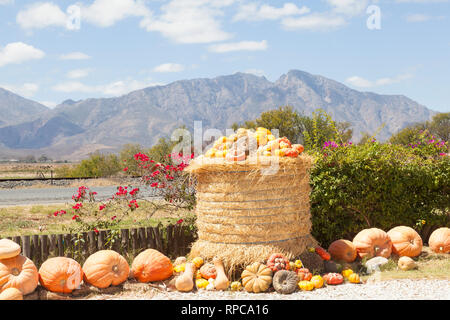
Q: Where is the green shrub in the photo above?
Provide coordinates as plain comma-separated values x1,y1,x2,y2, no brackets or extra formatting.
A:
309,140,449,247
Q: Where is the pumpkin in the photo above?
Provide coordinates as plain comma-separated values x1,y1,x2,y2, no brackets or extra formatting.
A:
199,263,217,280
315,246,331,261
398,256,417,271
0,255,39,295
192,257,204,269
230,281,242,291
323,273,344,285
241,262,273,293
272,270,298,294
341,269,354,278
292,144,304,155
348,273,361,284
294,259,303,269
267,253,289,273
195,278,208,290
387,226,423,257
174,256,187,266
310,275,324,289
175,262,196,292
0,239,21,260
0,287,23,300
428,227,450,254
297,268,312,281
82,250,129,289
328,239,357,263
212,257,229,291
298,280,314,291
131,249,173,283
39,257,83,293
353,228,392,259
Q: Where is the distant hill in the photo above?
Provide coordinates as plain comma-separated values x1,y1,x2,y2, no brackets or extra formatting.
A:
0,70,435,160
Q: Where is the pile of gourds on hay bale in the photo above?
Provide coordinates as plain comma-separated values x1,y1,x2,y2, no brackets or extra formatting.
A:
0,226,448,299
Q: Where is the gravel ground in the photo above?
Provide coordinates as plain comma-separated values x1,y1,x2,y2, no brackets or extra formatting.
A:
86,279,450,300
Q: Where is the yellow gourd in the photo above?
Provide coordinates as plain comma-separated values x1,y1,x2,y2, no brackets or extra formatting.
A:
230,281,242,291
192,257,204,269
341,269,354,278
174,263,186,273
298,280,314,291
195,278,209,290
348,273,361,284
294,260,303,269
310,275,324,289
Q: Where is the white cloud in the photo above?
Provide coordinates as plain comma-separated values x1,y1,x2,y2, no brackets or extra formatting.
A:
0,0,14,5
0,42,45,67
39,101,58,108
396,0,448,3
59,52,91,60
406,13,432,22
16,2,68,30
140,0,233,44
233,3,310,21
208,40,268,53
346,73,414,88
67,68,91,79
153,63,185,73
0,83,39,97
52,79,163,96
282,13,347,31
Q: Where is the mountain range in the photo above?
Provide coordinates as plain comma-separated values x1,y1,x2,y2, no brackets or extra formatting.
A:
0,70,436,160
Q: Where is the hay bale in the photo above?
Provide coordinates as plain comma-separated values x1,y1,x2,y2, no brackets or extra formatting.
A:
186,155,317,275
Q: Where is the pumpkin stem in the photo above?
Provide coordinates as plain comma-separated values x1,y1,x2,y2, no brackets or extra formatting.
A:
112,265,119,273
11,268,20,276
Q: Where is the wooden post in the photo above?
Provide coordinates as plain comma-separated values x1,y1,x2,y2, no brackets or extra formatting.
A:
146,227,155,249
98,230,106,250
64,234,72,258
40,235,49,262
13,236,21,247
88,231,97,254
21,235,31,258
121,229,129,256
138,227,146,250
57,234,64,256
32,235,40,265
49,234,57,257
153,227,162,253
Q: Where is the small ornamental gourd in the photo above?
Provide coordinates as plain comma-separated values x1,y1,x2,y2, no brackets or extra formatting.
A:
328,239,357,263
175,262,196,292
294,260,303,269
315,246,331,261
0,255,39,295
39,257,83,294
192,257,204,269
0,239,21,260
230,281,242,291
195,278,209,290
199,263,217,280
297,268,312,281
353,228,392,259
212,257,229,291
173,264,186,273
0,287,23,300
341,269,354,278
398,256,417,271
323,273,344,285
298,280,314,291
195,270,203,280
428,227,450,254
82,250,129,289
131,249,173,283
310,275,324,289
272,270,298,294
348,273,361,284
387,226,423,257
241,262,273,293
267,253,289,273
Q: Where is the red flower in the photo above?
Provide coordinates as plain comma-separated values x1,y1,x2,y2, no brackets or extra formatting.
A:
72,215,79,220
130,188,139,196
93,228,99,234
73,203,83,210
53,211,59,217
99,204,106,211
150,182,158,187
123,167,128,172
177,219,184,224
111,216,117,221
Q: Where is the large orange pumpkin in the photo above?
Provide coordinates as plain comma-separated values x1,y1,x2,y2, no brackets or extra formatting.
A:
0,255,39,295
39,257,83,294
428,227,450,254
387,226,423,257
0,239,21,259
328,239,357,263
82,250,130,288
352,228,392,259
131,249,173,283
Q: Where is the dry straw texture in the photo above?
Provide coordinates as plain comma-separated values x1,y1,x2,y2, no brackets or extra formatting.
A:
186,155,317,275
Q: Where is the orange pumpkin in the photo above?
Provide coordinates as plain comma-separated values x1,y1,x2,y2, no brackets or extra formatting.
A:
328,239,357,263
353,228,392,259
428,227,450,254
0,287,23,300
0,239,21,259
131,249,173,283
39,257,83,294
0,255,39,295
82,250,130,288
387,226,423,257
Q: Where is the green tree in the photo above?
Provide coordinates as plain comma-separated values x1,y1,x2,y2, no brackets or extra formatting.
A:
120,144,146,176
429,112,449,142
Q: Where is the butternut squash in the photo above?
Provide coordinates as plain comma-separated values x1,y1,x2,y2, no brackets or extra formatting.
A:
175,262,196,292
212,257,229,291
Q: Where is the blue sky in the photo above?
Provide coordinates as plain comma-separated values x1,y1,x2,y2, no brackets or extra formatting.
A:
0,0,449,112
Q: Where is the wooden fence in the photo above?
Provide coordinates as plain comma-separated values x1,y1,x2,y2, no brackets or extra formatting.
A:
4,224,197,267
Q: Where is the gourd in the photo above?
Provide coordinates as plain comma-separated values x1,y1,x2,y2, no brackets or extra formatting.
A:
348,273,361,284
175,262,196,292
195,278,208,290
310,275,324,289
241,262,273,293
174,256,187,266
230,281,242,291
39,257,83,294
315,246,331,261
199,263,217,280
298,280,314,291
0,255,39,295
328,239,357,263
353,228,392,259
0,287,23,300
297,268,312,281
387,226,423,257
266,253,289,273
0,239,21,259
173,264,186,273
206,278,215,291
323,273,344,285
82,250,129,288
131,249,173,283
272,270,298,294
428,227,450,254
192,257,204,269
341,269,354,278
212,257,229,291
398,256,417,271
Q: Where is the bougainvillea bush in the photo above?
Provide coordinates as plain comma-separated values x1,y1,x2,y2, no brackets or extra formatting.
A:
309,135,449,246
